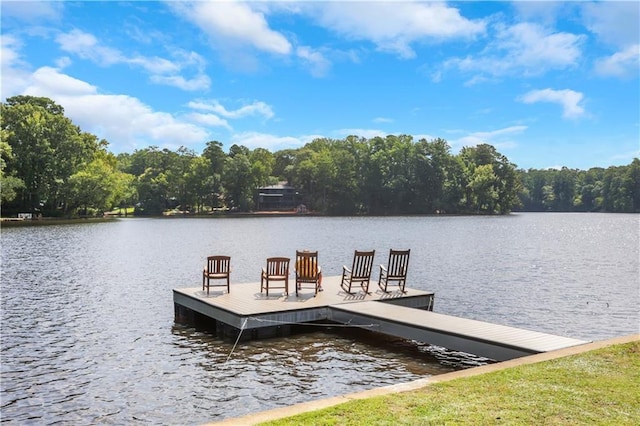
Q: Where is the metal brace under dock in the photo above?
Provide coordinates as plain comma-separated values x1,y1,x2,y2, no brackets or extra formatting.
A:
173,276,589,361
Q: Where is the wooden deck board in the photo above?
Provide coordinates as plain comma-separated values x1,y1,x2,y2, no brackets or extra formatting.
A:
174,276,588,361
174,275,432,316
331,301,588,355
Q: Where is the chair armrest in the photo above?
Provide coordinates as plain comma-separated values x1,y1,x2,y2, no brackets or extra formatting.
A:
379,264,388,273
342,265,351,273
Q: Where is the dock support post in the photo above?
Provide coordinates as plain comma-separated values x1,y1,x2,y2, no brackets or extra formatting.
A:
174,303,195,324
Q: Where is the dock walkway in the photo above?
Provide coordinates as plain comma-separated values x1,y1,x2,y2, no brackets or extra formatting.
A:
173,276,588,361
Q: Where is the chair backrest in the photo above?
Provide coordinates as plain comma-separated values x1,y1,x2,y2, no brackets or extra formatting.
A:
265,257,290,277
351,250,375,279
296,250,319,279
386,249,410,277
206,255,230,274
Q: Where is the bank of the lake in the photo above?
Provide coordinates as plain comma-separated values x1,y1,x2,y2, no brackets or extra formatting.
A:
220,335,639,426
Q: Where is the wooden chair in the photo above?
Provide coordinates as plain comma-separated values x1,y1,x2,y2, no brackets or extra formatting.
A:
340,250,375,294
261,257,290,296
202,255,231,295
295,250,321,296
378,249,410,293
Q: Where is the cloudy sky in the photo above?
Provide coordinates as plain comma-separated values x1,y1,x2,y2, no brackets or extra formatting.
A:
1,1,638,169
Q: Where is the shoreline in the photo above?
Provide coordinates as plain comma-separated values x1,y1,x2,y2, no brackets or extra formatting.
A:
209,334,639,425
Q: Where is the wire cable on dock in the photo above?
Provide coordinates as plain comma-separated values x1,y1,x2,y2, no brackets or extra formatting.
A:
224,317,248,364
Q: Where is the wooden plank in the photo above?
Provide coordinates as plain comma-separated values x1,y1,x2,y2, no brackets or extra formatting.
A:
330,301,588,356
174,277,588,361
173,275,434,316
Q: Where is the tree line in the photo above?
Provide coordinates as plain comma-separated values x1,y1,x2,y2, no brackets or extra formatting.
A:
2,96,638,218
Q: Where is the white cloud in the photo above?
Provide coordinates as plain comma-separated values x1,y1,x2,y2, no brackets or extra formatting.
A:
55,29,210,91
373,117,394,124
230,131,304,151
150,74,211,92
511,1,569,24
413,133,437,142
451,125,527,149
519,88,586,119
1,1,62,22
594,44,640,79
170,1,291,55
188,99,274,120
128,55,181,75
335,128,387,139
445,22,585,79
310,1,486,59
26,66,97,96
0,35,31,99
19,66,209,153
581,2,639,48
296,46,332,78
56,29,123,66
187,112,231,130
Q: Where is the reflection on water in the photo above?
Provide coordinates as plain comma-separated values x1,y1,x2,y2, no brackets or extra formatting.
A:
1,213,638,424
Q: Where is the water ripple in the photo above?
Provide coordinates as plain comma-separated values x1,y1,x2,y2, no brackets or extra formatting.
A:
2,214,638,424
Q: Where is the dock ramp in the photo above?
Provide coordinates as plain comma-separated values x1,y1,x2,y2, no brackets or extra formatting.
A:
328,301,589,361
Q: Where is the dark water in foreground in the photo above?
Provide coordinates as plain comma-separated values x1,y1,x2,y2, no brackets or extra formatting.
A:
1,213,638,424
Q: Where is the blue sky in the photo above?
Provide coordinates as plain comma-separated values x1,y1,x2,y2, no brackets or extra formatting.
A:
1,1,638,170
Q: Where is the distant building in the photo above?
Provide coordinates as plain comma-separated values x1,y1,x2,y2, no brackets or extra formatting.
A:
256,183,299,211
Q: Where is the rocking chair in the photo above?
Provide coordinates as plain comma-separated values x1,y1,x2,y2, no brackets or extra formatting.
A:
340,250,375,294
295,250,321,296
378,249,410,293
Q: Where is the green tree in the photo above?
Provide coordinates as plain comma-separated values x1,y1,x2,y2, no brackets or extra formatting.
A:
552,167,576,211
186,156,216,213
458,144,520,214
468,164,499,213
625,159,640,212
1,96,102,215
166,146,197,212
0,135,25,205
66,153,131,216
222,145,254,211
250,147,275,188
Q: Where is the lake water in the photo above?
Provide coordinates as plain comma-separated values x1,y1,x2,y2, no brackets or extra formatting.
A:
1,213,638,424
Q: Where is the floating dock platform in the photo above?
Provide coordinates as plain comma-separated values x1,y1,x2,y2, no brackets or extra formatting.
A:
173,276,589,361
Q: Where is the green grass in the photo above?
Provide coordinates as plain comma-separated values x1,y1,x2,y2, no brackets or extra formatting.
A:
262,341,639,425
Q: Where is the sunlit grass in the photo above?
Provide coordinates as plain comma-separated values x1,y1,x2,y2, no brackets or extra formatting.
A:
262,341,639,425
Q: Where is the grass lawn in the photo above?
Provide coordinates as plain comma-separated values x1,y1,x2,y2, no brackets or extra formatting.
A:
261,340,639,425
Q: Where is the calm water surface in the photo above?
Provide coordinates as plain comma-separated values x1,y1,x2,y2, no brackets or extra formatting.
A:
1,213,638,424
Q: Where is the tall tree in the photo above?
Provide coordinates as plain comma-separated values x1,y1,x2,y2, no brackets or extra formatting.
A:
0,136,25,204
222,145,254,211
1,96,102,215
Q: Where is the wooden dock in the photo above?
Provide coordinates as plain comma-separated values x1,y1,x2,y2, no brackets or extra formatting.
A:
173,275,589,361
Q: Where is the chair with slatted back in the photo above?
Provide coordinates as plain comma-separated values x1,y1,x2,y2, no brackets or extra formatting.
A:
202,255,231,295
377,249,410,293
340,250,375,294
295,250,321,296
260,257,290,296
